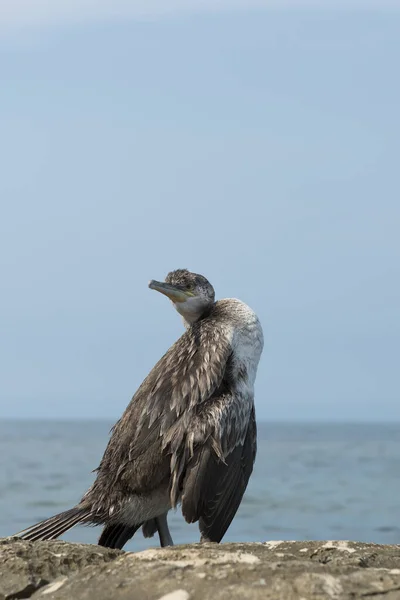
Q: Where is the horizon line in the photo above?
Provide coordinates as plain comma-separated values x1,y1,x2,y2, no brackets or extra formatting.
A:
1,416,399,425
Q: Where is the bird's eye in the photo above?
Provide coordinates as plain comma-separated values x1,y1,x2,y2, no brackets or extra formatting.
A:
186,283,193,290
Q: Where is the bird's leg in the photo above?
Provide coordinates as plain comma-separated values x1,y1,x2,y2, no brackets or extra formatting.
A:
155,513,174,547
142,518,158,538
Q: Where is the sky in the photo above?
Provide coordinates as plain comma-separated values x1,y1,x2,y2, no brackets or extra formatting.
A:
0,3,399,422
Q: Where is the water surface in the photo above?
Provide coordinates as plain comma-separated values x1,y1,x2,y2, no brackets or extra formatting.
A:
1,420,399,550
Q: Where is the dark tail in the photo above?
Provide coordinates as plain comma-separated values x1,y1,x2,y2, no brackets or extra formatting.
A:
15,506,91,542
98,522,141,549
98,514,173,550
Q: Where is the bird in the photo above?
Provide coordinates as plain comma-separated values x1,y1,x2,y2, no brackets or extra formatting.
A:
15,269,264,550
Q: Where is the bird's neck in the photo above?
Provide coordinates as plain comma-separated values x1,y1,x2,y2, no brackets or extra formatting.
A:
181,303,214,329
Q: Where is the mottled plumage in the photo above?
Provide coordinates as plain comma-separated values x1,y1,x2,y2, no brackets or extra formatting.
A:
15,269,263,549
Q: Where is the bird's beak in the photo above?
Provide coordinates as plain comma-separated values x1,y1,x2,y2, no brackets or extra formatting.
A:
148,280,191,303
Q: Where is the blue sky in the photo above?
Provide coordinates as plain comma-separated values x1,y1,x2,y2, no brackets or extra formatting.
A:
0,4,399,421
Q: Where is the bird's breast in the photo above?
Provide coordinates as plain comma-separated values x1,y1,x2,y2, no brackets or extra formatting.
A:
230,328,263,393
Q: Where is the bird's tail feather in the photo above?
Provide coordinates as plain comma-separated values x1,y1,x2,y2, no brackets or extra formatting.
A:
98,522,141,549
15,506,91,542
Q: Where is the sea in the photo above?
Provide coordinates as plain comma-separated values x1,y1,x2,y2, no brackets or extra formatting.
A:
1,420,399,551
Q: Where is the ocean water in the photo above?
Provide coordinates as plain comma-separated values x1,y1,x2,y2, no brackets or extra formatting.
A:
1,420,399,551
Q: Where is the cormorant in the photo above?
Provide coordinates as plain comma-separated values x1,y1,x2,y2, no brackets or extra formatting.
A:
16,269,264,549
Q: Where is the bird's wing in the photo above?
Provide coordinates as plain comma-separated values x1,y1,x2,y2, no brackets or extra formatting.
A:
94,320,233,483
181,403,257,542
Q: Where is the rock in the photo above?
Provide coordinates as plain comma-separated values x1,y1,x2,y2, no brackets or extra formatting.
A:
1,538,400,600
0,538,121,599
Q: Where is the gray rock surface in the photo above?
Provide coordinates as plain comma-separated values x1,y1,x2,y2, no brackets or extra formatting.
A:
1,538,400,600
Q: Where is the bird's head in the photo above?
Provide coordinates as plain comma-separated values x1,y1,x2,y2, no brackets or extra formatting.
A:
149,269,215,325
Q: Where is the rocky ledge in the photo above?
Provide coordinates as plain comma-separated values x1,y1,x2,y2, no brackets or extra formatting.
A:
1,538,400,600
